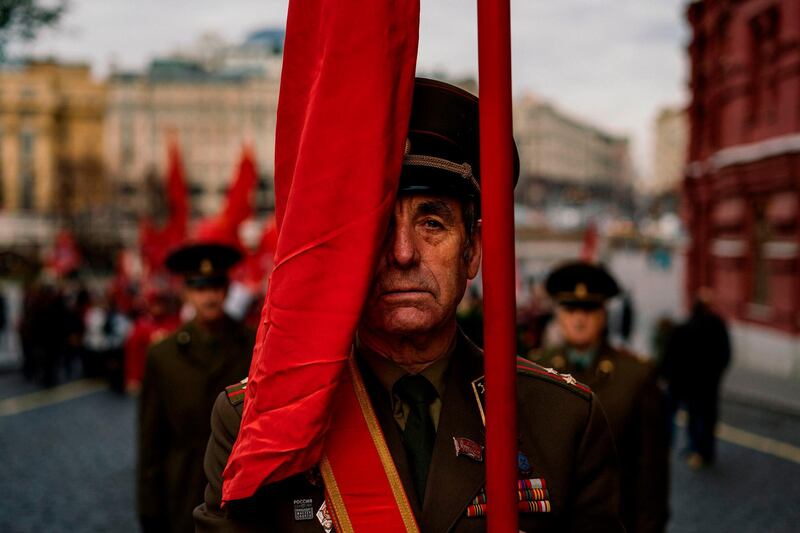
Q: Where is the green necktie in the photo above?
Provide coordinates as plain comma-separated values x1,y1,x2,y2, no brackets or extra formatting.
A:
394,374,438,501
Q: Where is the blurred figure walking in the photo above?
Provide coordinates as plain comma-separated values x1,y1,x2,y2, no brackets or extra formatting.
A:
530,261,669,533
137,237,255,533
664,288,731,469
124,285,180,394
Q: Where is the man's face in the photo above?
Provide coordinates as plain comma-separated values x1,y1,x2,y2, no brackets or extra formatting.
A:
556,305,606,350
184,285,227,323
361,194,481,338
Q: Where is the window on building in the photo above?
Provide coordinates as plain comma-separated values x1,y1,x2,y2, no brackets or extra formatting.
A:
19,130,35,211
748,6,781,126
751,202,771,307
121,115,135,167
0,128,4,209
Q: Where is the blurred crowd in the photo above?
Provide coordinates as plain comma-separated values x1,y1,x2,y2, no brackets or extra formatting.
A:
9,269,263,395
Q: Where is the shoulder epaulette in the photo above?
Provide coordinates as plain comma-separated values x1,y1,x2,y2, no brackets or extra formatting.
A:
225,377,248,406
515,356,592,397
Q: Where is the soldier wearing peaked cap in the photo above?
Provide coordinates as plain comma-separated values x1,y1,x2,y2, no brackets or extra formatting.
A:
138,238,255,533
530,261,669,533
195,79,624,532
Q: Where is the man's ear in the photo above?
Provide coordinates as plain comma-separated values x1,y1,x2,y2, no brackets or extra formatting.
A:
465,221,482,280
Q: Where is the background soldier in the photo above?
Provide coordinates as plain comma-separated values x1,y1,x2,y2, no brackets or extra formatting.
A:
138,238,255,533
531,261,669,533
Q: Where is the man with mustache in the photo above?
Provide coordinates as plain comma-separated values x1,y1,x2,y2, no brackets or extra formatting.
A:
194,79,623,532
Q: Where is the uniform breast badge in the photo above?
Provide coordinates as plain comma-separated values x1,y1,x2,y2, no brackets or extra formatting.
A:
465,478,552,518
317,500,334,533
517,451,532,477
454,437,484,462
293,498,314,521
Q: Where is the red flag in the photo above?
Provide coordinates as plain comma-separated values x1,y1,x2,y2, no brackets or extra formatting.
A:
47,230,81,276
139,141,190,273
233,217,278,294
580,220,598,263
162,140,189,249
220,146,258,232
222,0,419,502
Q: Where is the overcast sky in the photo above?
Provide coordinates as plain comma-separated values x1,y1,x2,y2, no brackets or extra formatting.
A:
10,0,691,181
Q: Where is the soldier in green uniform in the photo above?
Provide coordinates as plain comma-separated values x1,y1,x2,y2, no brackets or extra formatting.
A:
530,261,669,533
138,240,255,533
194,79,624,532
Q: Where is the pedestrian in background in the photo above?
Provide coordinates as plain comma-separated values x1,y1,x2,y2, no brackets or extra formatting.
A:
124,285,180,394
137,237,255,533
664,288,731,469
530,261,669,533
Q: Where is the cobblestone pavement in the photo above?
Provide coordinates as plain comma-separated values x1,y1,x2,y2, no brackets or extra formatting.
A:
1,372,799,532
0,375,137,533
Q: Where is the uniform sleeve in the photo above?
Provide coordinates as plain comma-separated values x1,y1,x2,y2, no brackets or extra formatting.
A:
193,392,259,533
567,393,626,533
634,369,670,533
137,349,169,531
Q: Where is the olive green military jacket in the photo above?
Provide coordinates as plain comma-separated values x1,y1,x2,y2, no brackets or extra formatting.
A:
530,342,669,533
138,315,255,533
193,333,624,532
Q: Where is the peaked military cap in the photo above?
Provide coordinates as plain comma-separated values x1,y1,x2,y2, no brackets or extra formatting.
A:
165,243,242,288
545,261,620,308
400,78,520,208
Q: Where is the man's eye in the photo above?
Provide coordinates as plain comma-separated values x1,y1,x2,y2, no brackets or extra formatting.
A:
422,219,444,229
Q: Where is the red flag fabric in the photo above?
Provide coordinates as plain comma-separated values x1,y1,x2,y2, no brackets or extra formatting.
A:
163,140,189,247
139,142,189,273
233,217,278,294
189,146,259,251
222,0,419,502
580,220,598,263
47,230,81,276
220,147,258,233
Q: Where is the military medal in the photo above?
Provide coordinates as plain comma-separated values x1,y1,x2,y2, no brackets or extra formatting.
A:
517,451,532,477
293,498,314,521
317,500,334,532
453,436,484,462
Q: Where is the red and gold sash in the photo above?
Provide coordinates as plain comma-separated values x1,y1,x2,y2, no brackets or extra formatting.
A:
319,358,420,533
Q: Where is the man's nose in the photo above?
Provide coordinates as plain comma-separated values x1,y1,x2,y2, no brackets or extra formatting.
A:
387,221,419,267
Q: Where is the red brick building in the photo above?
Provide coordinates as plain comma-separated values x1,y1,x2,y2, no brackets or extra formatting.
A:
684,0,800,377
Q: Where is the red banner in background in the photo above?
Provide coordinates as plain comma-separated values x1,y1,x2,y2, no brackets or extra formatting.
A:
222,0,420,502
139,141,189,274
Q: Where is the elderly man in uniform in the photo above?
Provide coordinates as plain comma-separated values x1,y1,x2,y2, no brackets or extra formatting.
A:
138,239,255,533
194,79,624,532
531,261,669,533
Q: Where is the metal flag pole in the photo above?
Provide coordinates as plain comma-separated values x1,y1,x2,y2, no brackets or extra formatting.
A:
477,0,518,531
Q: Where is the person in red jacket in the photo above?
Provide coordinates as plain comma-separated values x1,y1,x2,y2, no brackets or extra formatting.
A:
124,287,180,393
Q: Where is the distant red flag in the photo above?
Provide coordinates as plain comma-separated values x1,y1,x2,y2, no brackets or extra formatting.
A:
580,220,598,263
220,146,258,233
162,140,189,249
222,0,419,502
233,217,277,294
139,141,189,273
47,230,81,276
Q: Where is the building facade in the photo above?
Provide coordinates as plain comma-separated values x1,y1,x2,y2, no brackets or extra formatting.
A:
652,106,688,196
104,29,282,225
684,0,800,379
513,94,634,222
0,60,107,217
